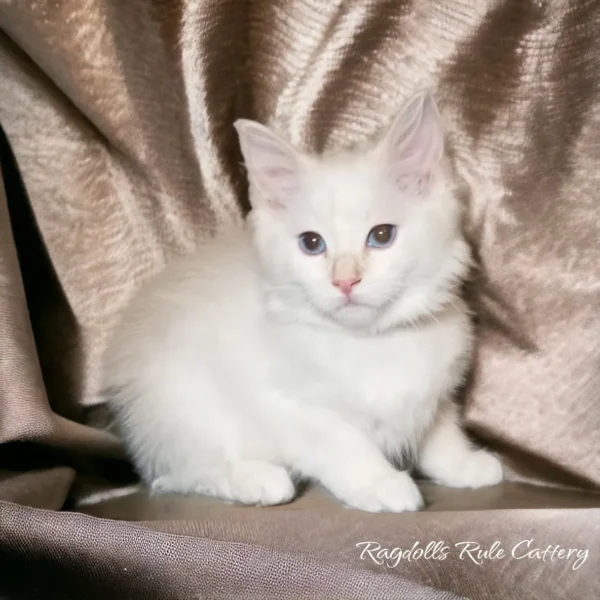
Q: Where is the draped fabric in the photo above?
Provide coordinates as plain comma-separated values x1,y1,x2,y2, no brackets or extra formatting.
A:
1,1,599,598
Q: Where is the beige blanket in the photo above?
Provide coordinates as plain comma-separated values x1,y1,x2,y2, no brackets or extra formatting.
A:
1,1,599,598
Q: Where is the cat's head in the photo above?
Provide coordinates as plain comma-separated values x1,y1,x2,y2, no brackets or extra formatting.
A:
234,92,470,330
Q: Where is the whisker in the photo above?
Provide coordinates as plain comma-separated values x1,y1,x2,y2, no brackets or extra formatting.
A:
425,309,440,325
448,298,466,318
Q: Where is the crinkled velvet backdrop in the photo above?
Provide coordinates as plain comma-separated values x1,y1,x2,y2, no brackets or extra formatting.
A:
1,1,599,598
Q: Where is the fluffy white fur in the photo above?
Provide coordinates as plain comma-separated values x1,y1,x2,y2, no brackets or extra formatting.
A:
101,92,503,512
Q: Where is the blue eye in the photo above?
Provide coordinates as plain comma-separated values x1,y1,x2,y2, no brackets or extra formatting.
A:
367,224,396,248
298,231,326,255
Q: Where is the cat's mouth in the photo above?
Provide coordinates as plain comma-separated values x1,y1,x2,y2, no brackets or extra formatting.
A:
348,299,369,309
339,296,360,307
336,296,373,311
327,297,379,328
340,291,375,307
320,292,379,321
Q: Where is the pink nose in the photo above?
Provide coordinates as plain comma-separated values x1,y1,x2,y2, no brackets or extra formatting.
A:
332,276,361,296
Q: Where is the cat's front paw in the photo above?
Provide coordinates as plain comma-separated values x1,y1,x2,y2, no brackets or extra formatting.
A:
152,461,296,506
431,448,503,489
342,471,424,513
228,460,296,506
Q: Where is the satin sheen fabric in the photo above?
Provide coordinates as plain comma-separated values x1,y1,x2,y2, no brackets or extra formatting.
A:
1,1,599,598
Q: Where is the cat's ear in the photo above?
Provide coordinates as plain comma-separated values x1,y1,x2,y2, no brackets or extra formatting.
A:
379,92,444,194
234,120,304,209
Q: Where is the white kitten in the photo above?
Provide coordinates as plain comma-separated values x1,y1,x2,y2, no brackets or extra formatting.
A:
101,92,503,512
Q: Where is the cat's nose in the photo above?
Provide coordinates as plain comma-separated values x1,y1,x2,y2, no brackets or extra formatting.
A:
332,276,362,296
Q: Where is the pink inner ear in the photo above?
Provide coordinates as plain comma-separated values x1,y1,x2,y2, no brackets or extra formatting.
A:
264,166,296,179
234,119,302,208
382,93,444,192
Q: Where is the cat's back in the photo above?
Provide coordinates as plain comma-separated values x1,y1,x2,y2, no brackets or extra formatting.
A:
102,224,260,385
137,224,256,314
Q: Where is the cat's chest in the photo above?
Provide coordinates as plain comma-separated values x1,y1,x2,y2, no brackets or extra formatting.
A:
315,331,445,400
272,318,467,410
